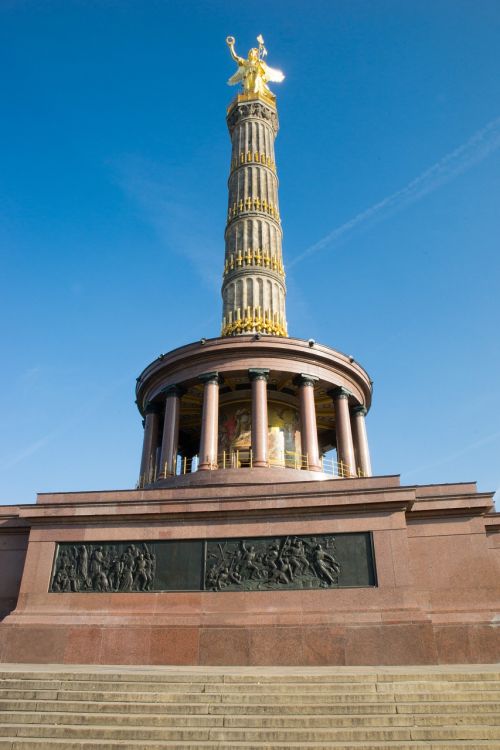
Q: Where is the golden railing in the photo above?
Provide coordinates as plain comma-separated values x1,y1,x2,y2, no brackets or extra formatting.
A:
137,450,366,488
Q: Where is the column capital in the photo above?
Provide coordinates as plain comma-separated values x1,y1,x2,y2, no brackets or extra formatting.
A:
328,386,352,401
144,402,161,415
351,405,368,418
294,373,319,388
199,371,223,385
162,384,186,398
248,368,270,382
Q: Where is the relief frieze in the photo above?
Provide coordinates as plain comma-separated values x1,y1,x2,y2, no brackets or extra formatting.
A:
50,532,376,593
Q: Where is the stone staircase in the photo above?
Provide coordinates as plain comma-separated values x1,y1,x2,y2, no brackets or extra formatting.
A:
0,665,499,749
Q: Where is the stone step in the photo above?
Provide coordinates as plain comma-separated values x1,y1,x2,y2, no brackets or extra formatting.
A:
1,723,500,743
1,670,499,684
226,714,500,728
2,740,500,750
213,689,500,704
222,672,500,684
375,674,500,684
1,667,499,750
0,726,213,742
206,680,497,694
0,689,398,703
0,710,411,728
215,702,500,724
0,671,225,684
0,678,499,695
0,699,211,715
0,679,384,694
2,686,500,705
396,702,500,715
0,678,500,697
2,697,500,717
1,671,500,686
376,681,500,693
390,691,500,703
0,690,216,703
211,701,500,716
0,711,224,727
3,709,500,729
0,736,499,750
0,680,207,694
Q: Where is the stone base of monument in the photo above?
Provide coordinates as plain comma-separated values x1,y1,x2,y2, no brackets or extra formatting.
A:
0,474,499,665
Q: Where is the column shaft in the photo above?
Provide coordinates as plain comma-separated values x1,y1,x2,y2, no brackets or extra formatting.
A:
330,387,356,477
249,369,269,467
296,375,321,471
198,373,220,470
351,406,372,477
159,386,183,477
139,407,160,485
222,97,287,337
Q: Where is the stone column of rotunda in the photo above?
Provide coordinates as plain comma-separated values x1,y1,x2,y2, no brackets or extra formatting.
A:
139,404,160,485
329,387,357,477
248,368,270,467
221,93,287,337
350,405,372,477
159,385,184,476
198,373,221,471
295,375,322,472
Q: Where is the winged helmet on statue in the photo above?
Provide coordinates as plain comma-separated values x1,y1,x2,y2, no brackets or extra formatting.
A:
226,35,284,99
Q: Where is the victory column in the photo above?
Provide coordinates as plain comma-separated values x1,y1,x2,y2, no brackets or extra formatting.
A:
135,36,373,483
222,35,287,337
0,34,497,672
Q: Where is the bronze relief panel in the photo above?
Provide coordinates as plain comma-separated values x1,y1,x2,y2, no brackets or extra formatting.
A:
50,532,376,593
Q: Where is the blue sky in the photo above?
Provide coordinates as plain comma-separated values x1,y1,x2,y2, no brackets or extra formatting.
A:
1,0,499,505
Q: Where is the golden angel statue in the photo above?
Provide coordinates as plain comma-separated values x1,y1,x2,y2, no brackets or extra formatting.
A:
226,35,284,98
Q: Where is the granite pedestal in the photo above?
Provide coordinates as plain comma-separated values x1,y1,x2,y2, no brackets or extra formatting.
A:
1,472,498,665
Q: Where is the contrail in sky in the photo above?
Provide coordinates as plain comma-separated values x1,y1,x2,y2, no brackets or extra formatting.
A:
403,429,500,478
0,375,130,473
289,115,500,267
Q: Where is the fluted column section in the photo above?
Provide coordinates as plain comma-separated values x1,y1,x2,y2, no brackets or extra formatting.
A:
198,372,221,471
159,385,184,477
222,95,287,337
249,368,269,467
139,404,160,485
330,387,356,477
351,405,372,477
295,374,321,472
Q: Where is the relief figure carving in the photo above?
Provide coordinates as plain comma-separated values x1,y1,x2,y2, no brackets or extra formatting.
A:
205,534,341,592
51,542,156,593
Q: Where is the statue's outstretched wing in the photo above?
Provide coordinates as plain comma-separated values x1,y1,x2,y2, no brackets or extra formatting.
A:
228,69,245,86
264,64,285,83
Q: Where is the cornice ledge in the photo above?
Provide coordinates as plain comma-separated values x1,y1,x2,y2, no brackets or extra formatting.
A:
19,488,415,524
407,495,494,519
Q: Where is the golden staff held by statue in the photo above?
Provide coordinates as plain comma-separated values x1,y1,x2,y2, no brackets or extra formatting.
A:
226,35,284,99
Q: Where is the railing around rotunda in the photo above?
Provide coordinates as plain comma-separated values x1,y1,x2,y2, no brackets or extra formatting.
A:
137,450,366,488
